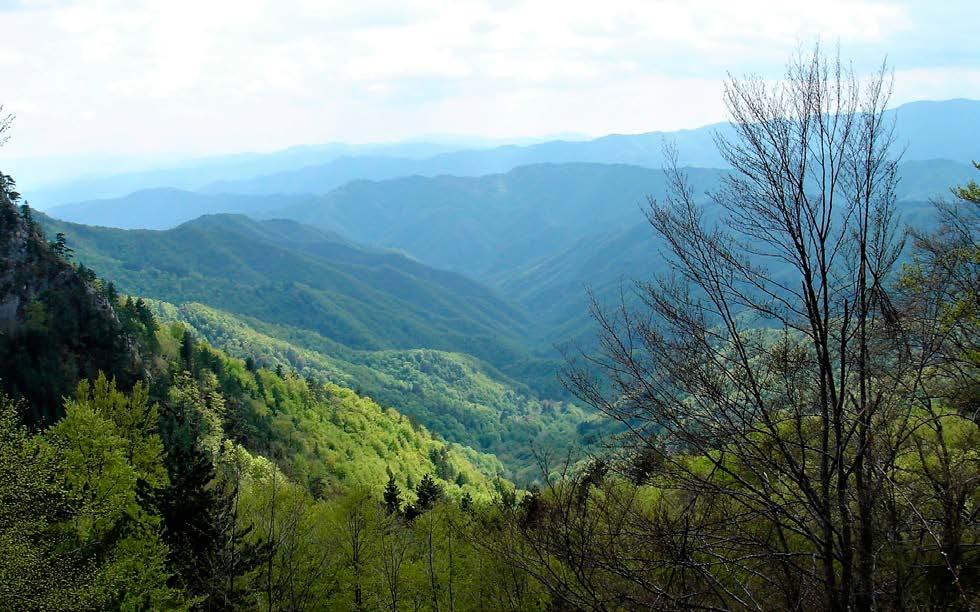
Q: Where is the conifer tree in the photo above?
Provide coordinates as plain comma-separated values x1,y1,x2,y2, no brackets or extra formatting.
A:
383,474,402,515
409,473,443,519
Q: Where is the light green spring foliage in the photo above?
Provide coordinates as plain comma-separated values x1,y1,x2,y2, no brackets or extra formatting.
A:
47,375,186,610
157,322,504,501
1,353,533,609
0,381,188,611
235,469,546,612
152,300,600,483
158,364,543,610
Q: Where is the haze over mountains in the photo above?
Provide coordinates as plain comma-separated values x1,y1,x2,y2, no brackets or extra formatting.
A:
4,0,979,602
26,98,979,211
36,98,980,353
39,213,531,364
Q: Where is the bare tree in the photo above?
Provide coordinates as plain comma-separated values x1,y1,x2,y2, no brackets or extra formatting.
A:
378,512,412,612
0,106,12,148
563,44,976,610
337,489,376,611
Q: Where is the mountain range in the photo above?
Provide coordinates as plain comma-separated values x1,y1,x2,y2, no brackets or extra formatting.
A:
22,97,980,475
22,98,979,209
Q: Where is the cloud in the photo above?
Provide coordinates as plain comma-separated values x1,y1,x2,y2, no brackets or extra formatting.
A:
0,0,975,157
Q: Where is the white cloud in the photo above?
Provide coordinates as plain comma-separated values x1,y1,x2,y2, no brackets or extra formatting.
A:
0,0,974,158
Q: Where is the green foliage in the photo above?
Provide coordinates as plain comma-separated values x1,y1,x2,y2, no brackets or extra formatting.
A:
152,300,601,483
37,212,532,369
0,383,186,610
174,325,503,498
0,196,146,424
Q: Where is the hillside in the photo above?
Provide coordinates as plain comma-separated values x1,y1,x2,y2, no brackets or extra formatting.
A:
152,300,598,482
47,160,974,281
37,213,534,368
156,321,505,497
42,159,972,352
0,176,146,422
266,163,727,281
0,181,514,606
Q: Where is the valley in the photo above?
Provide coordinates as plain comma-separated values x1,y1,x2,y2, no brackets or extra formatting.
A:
1,32,977,606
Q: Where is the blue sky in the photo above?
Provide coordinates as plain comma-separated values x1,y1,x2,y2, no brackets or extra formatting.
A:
0,0,977,158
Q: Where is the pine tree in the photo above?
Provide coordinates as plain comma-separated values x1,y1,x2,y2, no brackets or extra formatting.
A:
383,474,402,515
180,329,194,371
460,492,473,512
157,374,265,605
413,473,442,515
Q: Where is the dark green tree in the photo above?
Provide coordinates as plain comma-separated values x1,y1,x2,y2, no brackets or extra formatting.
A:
412,474,443,516
383,474,402,515
158,374,265,605
180,329,195,371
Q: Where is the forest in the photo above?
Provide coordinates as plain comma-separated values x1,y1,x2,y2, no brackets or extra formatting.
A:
0,46,977,611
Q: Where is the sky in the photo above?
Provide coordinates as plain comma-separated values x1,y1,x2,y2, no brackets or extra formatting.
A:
0,0,978,159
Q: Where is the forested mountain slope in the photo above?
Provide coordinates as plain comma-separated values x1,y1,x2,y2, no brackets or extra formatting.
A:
1,172,520,608
153,300,600,482
48,159,973,279
37,213,534,368
260,159,972,280
0,175,145,422
42,159,972,352
1,172,505,495
266,163,727,279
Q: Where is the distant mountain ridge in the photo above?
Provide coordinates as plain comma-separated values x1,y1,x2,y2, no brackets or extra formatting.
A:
47,158,977,274
17,141,480,209
201,98,980,196
25,98,978,207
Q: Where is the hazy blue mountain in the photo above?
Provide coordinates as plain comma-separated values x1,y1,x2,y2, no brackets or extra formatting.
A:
44,158,974,289
22,98,978,210
889,99,980,162
267,159,970,276
46,188,314,230
37,213,534,368
499,196,942,348
203,99,979,196
265,163,727,279
18,141,471,209
16,134,597,209
199,133,729,196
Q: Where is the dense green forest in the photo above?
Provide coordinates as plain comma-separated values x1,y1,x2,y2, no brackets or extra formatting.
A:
149,300,600,483
36,213,532,366
2,47,978,611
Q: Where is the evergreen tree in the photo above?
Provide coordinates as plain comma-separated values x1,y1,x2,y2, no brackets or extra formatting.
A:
180,329,195,371
460,491,473,512
383,474,402,515
412,473,443,516
49,232,72,259
158,374,264,605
